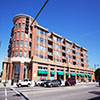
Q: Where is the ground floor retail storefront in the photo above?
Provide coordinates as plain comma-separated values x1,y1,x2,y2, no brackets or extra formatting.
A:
2,58,95,85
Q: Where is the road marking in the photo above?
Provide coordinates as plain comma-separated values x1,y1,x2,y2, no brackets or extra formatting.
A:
11,88,29,100
5,88,7,100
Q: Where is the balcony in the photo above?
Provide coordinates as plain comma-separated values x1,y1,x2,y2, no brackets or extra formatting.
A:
62,43,65,47
48,44,52,48
62,56,66,59
48,52,53,56
62,50,65,53
48,37,52,41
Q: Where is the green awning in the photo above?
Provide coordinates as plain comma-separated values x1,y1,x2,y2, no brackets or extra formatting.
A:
85,74,88,77
57,72,65,75
88,74,92,77
66,72,69,76
80,74,85,77
77,73,79,76
38,70,48,74
51,71,55,75
71,73,76,76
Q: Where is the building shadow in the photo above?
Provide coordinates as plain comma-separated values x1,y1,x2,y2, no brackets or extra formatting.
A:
87,96,100,100
88,91,100,100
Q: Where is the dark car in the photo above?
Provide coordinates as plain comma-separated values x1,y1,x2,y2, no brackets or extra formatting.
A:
99,81,100,87
45,80,61,87
65,78,76,86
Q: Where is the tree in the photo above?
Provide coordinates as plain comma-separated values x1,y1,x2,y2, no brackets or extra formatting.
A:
95,68,100,80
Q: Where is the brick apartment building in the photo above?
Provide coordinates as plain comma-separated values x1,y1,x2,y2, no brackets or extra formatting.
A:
2,14,95,84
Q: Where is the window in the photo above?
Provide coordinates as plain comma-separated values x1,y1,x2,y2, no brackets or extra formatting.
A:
25,33,28,38
15,24,17,29
14,32,16,38
67,54,72,59
54,50,61,56
36,54,46,59
37,36,39,42
37,28,40,34
36,45,46,52
76,47,80,51
25,41,28,47
66,42,72,47
20,40,23,46
54,44,61,49
17,31,20,37
15,51,18,57
53,36,61,43
76,58,80,61
37,36,47,44
16,40,19,46
68,62,72,65
22,23,25,29
24,52,27,57
54,58,61,62
13,41,15,47
67,48,72,53
12,52,14,57
21,31,24,37
19,51,22,57
18,23,21,29
76,52,80,56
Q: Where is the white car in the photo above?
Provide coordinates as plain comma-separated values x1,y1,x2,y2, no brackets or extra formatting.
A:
16,79,31,87
36,79,46,86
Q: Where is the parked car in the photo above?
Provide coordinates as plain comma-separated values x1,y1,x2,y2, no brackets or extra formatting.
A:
99,81,100,87
44,80,61,87
65,78,76,86
36,79,46,86
57,79,65,86
16,79,31,87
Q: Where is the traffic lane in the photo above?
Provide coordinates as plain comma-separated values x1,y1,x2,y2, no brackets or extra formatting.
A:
15,83,97,93
0,87,5,100
24,85,100,100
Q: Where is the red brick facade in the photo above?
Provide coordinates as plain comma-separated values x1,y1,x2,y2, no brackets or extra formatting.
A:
2,14,95,84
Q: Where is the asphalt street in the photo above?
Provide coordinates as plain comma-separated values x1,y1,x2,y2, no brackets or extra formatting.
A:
0,83,100,100
21,84,100,100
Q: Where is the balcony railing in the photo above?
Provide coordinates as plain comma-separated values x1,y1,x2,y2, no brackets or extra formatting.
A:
48,37,52,41
48,44,52,48
48,52,53,56
62,50,65,53
62,43,65,46
62,56,66,59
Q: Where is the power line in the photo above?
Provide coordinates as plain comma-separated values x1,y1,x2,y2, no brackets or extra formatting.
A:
31,0,49,26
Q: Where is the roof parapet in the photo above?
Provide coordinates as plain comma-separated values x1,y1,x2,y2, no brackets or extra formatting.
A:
34,24,49,33
51,32,62,38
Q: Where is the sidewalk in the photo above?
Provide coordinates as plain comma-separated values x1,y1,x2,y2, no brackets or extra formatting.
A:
76,82,98,85
0,82,16,88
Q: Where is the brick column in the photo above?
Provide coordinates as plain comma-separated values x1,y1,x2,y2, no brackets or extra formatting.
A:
48,65,50,80
68,68,70,78
64,67,66,81
2,62,7,82
75,70,77,80
79,71,81,81
54,66,57,80
32,62,38,81
19,63,24,81
8,63,13,81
